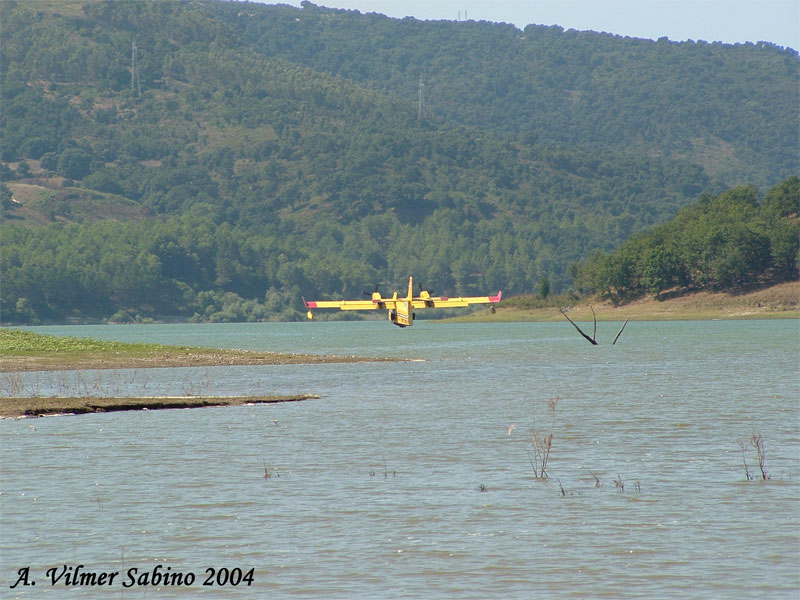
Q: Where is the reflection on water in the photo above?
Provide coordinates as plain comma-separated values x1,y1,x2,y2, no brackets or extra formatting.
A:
2,320,799,598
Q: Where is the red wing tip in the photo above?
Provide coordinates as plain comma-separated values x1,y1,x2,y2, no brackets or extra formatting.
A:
490,291,502,302
304,299,318,308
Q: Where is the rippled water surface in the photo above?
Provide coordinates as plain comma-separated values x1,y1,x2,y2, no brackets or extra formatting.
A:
2,320,798,598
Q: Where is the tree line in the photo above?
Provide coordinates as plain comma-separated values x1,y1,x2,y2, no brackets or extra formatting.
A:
571,177,799,302
3,178,795,324
0,207,597,323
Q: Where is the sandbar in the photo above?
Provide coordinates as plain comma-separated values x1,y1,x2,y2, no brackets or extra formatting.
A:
1,394,320,418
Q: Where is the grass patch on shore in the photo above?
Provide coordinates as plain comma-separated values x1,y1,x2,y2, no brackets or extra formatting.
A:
1,328,181,356
0,328,392,372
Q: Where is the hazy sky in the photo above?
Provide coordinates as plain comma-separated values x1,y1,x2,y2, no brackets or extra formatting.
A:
261,0,799,50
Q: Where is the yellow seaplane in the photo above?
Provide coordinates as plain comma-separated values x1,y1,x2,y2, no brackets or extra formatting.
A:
303,277,502,327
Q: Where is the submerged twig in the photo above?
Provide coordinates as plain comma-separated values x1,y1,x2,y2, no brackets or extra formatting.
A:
739,433,769,481
738,439,753,480
750,433,769,480
263,459,279,479
588,470,601,488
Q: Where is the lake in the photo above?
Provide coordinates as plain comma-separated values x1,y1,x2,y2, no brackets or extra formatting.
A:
1,320,798,598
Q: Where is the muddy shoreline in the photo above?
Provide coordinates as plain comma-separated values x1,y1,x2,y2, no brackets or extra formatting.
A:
452,280,800,322
0,394,320,418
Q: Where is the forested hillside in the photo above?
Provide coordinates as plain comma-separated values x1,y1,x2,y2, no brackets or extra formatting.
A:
210,1,798,187
1,0,797,324
572,177,799,302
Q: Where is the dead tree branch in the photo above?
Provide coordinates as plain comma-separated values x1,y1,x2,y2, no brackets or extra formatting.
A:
612,320,629,345
559,307,598,345
560,306,629,345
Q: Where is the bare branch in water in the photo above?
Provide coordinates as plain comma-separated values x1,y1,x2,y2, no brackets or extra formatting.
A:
612,320,629,345
560,307,598,345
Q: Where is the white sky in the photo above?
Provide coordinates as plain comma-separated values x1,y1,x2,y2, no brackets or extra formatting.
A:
260,0,799,50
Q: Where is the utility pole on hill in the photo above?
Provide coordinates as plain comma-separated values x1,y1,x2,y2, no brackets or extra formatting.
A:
417,76,424,122
131,39,141,98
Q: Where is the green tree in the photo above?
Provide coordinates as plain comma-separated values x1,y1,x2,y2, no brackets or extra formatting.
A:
762,175,799,219
538,276,550,299
639,244,684,295
1,184,14,212
767,220,799,278
57,148,93,180
40,152,59,171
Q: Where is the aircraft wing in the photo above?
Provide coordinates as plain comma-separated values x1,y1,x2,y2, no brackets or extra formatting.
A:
411,291,502,309
303,298,381,311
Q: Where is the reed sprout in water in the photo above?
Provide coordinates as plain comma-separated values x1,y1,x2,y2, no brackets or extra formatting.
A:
739,433,770,481
528,397,560,479
1,366,222,399
262,459,279,479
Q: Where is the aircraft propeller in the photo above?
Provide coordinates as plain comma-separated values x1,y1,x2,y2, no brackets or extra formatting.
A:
360,282,439,298
363,284,382,297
